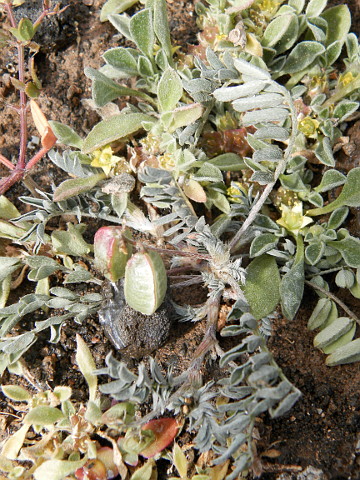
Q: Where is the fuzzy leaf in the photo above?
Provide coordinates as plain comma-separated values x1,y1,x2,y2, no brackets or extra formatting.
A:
1,424,29,460
327,236,360,268
233,58,271,80
250,234,278,257
100,0,138,22
307,168,360,216
76,335,97,402
326,338,360,366
327,207,349,230
0,257,21,283
34,459,87,480
85,67,153,107
24,406,64,426
1,384,31,402
262,13,299,54
214,81,267,102
130,459,155,480
244,255,280,320
232,93,283,112
82,112,154,154
314,169,346,193
48,121,83,149
282,41,325,74
53,173,106,202
305,0,327,17
280,237,304,320
242,107,289,125
51,223,91,257
315,137,335,167
130,8,154,58
305,242,324,265
307,298,332,330
124,251,167,315
158,68,183,112
153,0,173,64
208,153,245,171
321,5,351,46
193,163,223,183
103,47,139,75
322,322,356,354
314,317,354,349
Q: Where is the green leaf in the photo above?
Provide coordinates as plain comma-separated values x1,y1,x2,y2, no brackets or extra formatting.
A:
48,121,83,149
103,47,139,75
305,0,327,17
130,8,154,59
327,207,349,230
244,254,280,320
320,5,351,47
124,251,167,315
9,17,34,42
76,335,97,402
193,163,223,183
24,406,65,426
53,173,106,201
307,298,332,330
326,338,360,366
0,276,11,309
1,385,31,402
0,257,21,283
51,223,91,257
333,100,359,122
206,190,230,214
250,233,278,257
314,169,346,193
307,168,360,216
153,0,173,65
314,317,354,349
84,67,154,107
315,137,335,167
100,0,138,22
305,242,324,265
208,153,245,171
130,459,155,480
262,14,299,54
169,103,204,132
0,196,21,219
157,68,183,112
242,107,289,125
82,112,155,154
33,458,87,480
282,41,325,74
280,236,304,320
173,443,188,478
327,236,360,268
1,424,29,460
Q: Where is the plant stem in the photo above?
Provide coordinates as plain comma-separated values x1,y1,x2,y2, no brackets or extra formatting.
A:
229,85,298,252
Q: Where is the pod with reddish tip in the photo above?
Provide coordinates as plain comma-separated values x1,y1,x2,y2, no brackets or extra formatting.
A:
124,250,167,315
94,226,132,282
140,418,179,458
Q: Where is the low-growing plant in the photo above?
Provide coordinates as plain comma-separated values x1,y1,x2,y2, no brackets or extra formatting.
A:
1,0,360,478
0,0,64,194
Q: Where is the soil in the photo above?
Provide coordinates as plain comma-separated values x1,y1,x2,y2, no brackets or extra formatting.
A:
0,1,360,479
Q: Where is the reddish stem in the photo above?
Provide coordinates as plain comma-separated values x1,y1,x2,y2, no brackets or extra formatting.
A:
25,145,53,171
0,154,15,170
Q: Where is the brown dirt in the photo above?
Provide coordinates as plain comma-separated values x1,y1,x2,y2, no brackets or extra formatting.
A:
0,1,359,479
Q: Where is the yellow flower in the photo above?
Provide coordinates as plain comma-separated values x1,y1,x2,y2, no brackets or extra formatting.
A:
227,182,247,203
339,71,354,87
298,116,320,139
90,146,122,175
277,202,313,236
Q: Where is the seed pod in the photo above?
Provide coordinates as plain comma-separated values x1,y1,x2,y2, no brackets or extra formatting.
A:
94,226,132,282
124,250,167,315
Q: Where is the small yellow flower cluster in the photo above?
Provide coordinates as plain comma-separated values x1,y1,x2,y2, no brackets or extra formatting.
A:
90,146,129,176
298,116,320,139
227,182,247,203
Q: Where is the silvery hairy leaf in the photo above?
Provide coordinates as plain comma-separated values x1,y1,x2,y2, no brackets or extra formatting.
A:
242,107,289,126
262,13,299,54
213,80,266,102
129,8,154,59
254,125,290,141
232,92,284,112
103,47,139,76
321,5,351,46
233,58,271,80
281,41,325,74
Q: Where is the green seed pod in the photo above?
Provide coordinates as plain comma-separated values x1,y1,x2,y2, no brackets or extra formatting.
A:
124,250,167,315
94,226,132,282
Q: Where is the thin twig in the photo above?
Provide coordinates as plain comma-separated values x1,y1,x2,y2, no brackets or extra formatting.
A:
305,279,360,325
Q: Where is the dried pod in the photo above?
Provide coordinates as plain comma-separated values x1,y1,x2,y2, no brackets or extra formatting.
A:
124,250,167,315
94,227,132,282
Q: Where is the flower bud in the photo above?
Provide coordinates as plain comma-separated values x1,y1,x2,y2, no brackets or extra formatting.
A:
94,227,132,282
